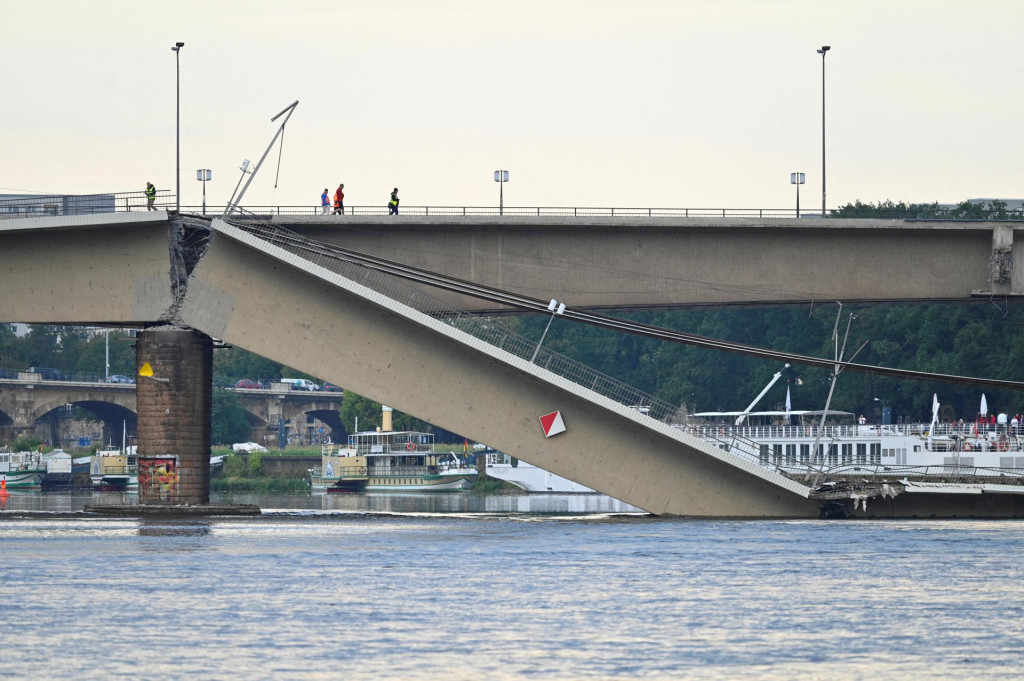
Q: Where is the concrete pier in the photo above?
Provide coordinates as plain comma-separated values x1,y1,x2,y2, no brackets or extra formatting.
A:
135,326,213,505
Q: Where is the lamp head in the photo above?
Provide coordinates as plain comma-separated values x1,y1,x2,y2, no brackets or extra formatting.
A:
818,45,830,54
176,41,185,48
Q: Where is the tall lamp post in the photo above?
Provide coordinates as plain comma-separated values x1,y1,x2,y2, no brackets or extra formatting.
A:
817,45,830,217
493,170,509,216
790,172,805,217
172,41,185,212
196,169,211,215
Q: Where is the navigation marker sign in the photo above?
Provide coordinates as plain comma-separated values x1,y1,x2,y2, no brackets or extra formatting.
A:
540,410,566,438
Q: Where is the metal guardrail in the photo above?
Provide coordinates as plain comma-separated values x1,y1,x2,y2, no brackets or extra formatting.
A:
196,205,1024,220
4,192,1024,221
208,205,819,219
0,190,174,219
227,216,685,425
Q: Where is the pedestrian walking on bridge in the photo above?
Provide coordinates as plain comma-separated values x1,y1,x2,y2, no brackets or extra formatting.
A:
321,188,331,215
388,187,399,215
145,182,156,211
332,184,345,215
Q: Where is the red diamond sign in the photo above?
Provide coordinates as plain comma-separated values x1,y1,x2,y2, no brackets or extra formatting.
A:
540,410,566,438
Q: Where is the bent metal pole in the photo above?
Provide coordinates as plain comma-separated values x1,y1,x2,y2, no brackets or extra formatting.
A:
223,100,299,218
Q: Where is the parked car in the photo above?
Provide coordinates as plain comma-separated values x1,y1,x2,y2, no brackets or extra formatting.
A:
234,379,261,389
280,378,320,391
30,367,66,380
106,374,135,384
322,382,343,392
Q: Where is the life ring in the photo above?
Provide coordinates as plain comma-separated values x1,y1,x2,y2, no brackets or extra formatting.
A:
998,440,1010,452
358,466,367,475
963,442,973,452
405,442,416,451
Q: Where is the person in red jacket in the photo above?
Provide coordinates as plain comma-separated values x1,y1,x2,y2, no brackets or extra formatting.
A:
332,184,345,215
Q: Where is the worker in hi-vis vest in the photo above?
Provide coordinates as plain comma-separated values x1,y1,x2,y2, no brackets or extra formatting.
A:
388,188,399,215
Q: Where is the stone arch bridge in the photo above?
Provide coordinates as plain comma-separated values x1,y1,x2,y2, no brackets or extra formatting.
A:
0,375,343,448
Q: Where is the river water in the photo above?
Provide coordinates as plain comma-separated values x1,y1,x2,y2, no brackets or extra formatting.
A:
2,491,1024,680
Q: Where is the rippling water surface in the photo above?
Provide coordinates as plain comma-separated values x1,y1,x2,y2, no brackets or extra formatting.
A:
2,492,1024,680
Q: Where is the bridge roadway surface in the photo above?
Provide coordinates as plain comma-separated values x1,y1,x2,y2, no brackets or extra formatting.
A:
1,211,1022,517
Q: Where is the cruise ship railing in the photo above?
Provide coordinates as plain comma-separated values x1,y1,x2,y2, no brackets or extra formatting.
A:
812,463,1024,486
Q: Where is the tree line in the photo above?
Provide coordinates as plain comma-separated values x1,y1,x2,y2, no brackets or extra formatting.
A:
3,293,1021,443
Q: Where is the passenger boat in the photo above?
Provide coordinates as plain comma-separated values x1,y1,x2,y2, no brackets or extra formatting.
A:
483,450,595,493
90,447,138,490
685,391,1024,511
311,417,476,493
0,448,46,488
685,415,1024,477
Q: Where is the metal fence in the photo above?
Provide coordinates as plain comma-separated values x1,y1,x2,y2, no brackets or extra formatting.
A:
0,190,174,219
5,192,1024,221
228,216,685,425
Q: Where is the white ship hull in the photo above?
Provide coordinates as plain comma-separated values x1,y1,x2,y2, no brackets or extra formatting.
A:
0,470,45,488
486,462,595,493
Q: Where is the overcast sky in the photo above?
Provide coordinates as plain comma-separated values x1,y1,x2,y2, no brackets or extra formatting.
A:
4,0,1021,211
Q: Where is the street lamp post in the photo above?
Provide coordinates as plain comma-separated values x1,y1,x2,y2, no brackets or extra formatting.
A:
196,169,211,215
790,172,805,217
172,41,185,212
817,45,830,217
493,170,509,215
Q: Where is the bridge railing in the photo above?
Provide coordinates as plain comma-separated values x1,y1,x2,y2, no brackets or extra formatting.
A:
5,194,1024,220
228,216,683,421
195,205,1024,220
0,368,131,384
0,190,174,219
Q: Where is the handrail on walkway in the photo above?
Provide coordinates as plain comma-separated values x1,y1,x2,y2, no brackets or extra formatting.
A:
0,190,174,219
5,192,1024,221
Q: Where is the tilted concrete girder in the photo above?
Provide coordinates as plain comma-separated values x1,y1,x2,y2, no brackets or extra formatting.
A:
174,220,819,517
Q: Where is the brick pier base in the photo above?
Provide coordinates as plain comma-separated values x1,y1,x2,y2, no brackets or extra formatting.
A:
136,327,212,505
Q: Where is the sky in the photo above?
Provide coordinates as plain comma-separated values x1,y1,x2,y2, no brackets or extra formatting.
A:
3,0,1022,212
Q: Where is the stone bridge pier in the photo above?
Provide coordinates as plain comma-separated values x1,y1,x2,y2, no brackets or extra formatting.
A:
135,326,212,505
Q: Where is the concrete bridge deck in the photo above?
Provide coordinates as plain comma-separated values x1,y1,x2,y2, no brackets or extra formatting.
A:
265,213,1023,312
1,211,1021,324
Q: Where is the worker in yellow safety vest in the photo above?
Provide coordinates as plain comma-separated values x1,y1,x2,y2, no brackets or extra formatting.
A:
388,187,399,215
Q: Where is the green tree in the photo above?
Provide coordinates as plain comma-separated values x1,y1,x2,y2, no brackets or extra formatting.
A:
223,453,247,477
213,346,283,385
210,390,251,445
248,451,264,477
